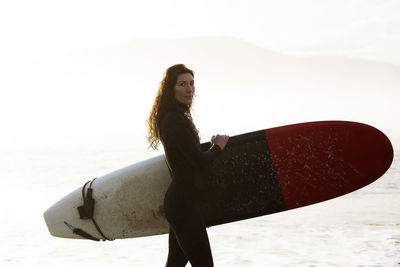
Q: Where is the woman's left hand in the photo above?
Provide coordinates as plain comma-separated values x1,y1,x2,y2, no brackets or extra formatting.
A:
211,134,229,150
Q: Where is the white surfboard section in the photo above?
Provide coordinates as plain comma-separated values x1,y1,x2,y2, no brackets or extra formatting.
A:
43,155,172,240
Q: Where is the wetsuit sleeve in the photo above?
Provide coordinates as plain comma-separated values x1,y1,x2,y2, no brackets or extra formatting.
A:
161,112,221,168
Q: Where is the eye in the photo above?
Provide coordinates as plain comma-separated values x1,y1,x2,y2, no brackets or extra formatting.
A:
179,81,186,86
190,80,194,86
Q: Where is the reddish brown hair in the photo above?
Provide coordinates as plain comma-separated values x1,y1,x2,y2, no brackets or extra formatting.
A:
147,64,198,149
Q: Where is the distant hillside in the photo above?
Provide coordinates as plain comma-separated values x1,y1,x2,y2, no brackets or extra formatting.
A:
39,36,400,95
30,36,400,144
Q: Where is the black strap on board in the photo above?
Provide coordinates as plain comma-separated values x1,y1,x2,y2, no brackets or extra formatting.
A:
65,178,113,241
64,221,100,241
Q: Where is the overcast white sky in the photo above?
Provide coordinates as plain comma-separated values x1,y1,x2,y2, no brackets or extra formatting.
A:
1,0,399,64
1,0,399,148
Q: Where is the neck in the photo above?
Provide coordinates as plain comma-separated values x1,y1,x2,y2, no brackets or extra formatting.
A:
175,101,190,114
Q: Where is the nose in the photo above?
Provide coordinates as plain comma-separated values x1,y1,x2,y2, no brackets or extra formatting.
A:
185,85,194,93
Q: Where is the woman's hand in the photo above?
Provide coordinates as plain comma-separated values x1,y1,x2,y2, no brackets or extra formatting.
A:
211,134,230,150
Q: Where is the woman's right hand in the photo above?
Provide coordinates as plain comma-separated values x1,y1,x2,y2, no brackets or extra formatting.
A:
211,134,229,150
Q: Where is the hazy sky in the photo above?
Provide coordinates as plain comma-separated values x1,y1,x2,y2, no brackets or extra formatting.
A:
1,0,400,64
1,0,399,149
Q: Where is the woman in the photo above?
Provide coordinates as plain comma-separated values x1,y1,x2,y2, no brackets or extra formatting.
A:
147,64,229,267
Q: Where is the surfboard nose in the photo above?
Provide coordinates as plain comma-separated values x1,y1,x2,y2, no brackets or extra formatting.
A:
266,121,394,210
340,122,394,181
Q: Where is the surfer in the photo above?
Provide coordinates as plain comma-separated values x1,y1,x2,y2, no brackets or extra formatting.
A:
147,64,229,267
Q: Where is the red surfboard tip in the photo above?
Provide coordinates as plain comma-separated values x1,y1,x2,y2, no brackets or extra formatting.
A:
266,121,394,210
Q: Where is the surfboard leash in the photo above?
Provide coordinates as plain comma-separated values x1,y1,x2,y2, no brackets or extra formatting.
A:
64,178,113,241
63,221,100,241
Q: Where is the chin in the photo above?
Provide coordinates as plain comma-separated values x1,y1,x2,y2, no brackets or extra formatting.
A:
182,99,192,106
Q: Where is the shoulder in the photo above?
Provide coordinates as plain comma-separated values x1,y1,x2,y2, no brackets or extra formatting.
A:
162,112,185,123
161,112,187,129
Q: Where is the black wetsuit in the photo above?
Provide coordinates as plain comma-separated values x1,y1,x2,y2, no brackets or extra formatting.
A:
160,111,221,267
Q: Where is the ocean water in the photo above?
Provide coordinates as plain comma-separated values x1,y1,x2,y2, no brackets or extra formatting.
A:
1,135,399,267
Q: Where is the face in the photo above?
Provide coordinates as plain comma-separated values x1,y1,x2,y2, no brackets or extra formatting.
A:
174,73,195,106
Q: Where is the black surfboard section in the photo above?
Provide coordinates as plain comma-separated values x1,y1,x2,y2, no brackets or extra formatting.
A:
200,130,286,227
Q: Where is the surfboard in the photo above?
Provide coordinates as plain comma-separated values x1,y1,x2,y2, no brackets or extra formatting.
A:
43,121,393,241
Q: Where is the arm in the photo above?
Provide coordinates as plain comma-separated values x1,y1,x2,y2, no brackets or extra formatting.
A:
161,112,221,169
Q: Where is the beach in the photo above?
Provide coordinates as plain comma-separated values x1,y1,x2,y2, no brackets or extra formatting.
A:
1,135,398,267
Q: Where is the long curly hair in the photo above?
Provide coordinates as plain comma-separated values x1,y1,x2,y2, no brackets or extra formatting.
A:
147,64,199,150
